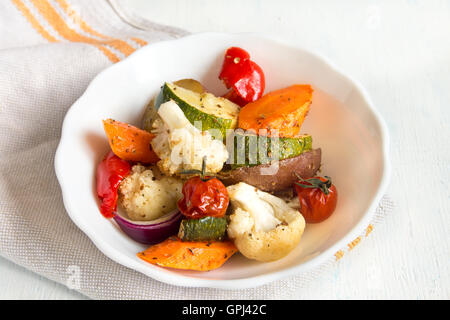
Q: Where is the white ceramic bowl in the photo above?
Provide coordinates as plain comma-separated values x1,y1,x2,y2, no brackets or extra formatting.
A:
55,33,390,289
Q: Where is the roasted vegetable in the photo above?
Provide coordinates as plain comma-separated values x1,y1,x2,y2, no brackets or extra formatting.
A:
155,82,240,139
114,210,182,244
118,164,183,221
103,119,159,164
178,216,228,241
142,79,206,131
96,151,131,218
238,85,313,137
173,78,206,94
151,100,229,175
294,175,338,223
226,182,305,262
219,47,265,106
222,89,247,108
142,98,158,132
229,132,312,169
137,237,237,271
178,175,229,219
220,148,321,193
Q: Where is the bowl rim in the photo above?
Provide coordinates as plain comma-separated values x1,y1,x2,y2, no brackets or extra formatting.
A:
54,32,391,289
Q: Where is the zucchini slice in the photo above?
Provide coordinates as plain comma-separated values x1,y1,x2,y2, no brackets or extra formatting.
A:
155,82,240,139
142,79,206,131
178,216,228,241
229,132,313,169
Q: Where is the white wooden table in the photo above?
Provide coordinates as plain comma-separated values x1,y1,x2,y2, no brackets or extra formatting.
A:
1,0,449,299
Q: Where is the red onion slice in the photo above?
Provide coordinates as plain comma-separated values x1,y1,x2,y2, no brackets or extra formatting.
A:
113,209,182,244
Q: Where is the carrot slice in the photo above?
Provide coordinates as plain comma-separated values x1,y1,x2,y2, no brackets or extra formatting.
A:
137,237,238,271
238,84,313,137
103,119,159,164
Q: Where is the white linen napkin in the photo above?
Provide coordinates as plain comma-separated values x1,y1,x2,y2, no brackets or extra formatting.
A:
0,0,394,299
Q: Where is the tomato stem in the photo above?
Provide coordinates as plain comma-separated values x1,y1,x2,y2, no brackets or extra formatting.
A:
294,174,332,195
179,156,214,182
201,156,207,179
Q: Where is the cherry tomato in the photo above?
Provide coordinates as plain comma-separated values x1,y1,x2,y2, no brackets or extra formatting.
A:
177,176,229,219
294,176,338,223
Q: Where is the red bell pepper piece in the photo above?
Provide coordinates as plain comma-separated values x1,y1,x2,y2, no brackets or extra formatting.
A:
219,47,265,106
222,89,248,108
96,151,131,218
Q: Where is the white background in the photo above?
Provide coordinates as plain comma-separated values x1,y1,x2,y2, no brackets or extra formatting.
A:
1,0,449,299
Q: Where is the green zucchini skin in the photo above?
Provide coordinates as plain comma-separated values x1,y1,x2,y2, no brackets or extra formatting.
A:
155,82,239,139
178,216,228,241
229,133,312,169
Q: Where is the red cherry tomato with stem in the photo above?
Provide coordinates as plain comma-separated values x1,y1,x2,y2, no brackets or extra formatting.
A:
177,157,229,219
178,176,229,219
294,175,338,223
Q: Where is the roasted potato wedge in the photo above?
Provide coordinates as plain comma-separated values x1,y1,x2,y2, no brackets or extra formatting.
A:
173,78,206,94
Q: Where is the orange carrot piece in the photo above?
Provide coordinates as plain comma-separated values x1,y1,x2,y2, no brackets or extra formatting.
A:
238,84,313,137
137,237,238,271
103,119,159,164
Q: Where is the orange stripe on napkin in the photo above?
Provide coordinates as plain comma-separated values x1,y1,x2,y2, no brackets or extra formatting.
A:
131,37,148,46
334,223,375,261
365,224,373,237
12,0,118,63
11,0,58,42
56,0,142,56
334,250,344,261
96,45,120,63
30,0,120,62
347,236,362,250
54,0,108,39
56,0,147,49
31,0,136,57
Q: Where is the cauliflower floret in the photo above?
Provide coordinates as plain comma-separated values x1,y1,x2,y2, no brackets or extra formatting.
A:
118,164,183,221
227,182,305,262
226,208,254,239
151,100,228,175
